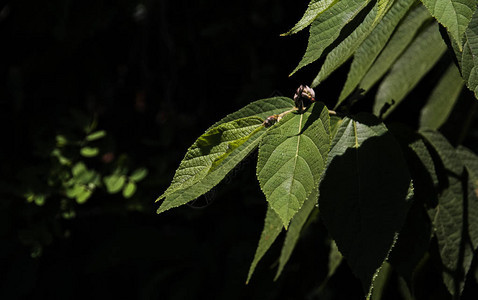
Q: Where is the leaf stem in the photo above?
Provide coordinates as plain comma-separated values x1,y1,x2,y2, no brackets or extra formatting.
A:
277,108,298,121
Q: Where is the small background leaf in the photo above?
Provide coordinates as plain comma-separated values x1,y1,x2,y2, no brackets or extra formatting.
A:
85,130,106,141
129,168,148,182
104,174,126,194
122,181,137,198
80,146,99,157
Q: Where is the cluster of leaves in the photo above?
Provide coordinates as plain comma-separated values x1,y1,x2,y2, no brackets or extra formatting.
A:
289,0,476,119
22,111,148,208
157,0,478,299
8,110,148,257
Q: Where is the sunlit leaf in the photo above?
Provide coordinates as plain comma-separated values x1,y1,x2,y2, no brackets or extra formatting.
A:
338,0,416,105
257,103,330,228
157,121,267,214
281,0,338,36
420,0,475,50
157,97,294,205
211,97,295,128
312,0,395,87
158,117,264,201
291,0,371,75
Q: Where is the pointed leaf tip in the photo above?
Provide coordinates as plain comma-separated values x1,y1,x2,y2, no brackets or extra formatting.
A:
281,0,338,36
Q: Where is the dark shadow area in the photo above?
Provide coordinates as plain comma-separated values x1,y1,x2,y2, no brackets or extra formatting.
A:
319,124,411,293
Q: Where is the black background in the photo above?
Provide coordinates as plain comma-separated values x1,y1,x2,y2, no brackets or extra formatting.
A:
1,0,478,299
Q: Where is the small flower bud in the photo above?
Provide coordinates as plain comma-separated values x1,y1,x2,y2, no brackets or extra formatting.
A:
294,85,316,112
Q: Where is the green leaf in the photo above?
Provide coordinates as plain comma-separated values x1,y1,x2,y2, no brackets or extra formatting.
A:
75,186,92,204
420,0,475,50
257,103,330,228
157,97,294,206
374,22,447,118
388,200,432,284
80,146,99,157
157,126,267,214
211,97,295,128
72,162,87,178
327,240,343,278
329,115,343,140
65,184,83,198
122,181,137,198
34,194,46,206
388,124,439,191
158,117,264,201
56,134,68,146
85,130,106,141
338,0,416,105
370,262,392,300
281,0,338,36
457,146,478,187
129,168,148,182
246,206,283,284
420,63,464,129
71,162,97,183
454,8,478,98
420,130,478,296
311,0,395,88
274,187,318,279
291,0,371,75
104,174,126,194
51,148,72,166
360,5,432,92
319,114,412,294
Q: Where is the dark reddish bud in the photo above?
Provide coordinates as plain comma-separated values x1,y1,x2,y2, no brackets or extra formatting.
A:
294,85,315,112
